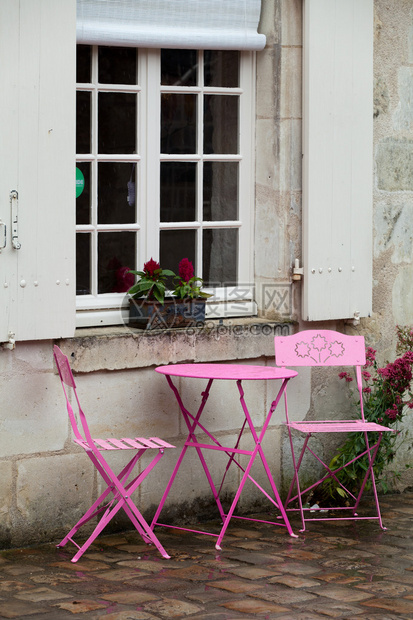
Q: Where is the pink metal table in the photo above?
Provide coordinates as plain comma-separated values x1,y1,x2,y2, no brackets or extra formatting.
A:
151,363,298,549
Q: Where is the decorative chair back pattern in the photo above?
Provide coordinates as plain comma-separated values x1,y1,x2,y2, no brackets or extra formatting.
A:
275,330,366,367
275,330,367,424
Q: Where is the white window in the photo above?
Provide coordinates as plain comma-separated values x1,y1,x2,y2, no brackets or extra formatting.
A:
76,46,256,327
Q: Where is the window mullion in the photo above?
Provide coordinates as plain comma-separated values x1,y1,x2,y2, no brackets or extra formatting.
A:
197,50,204,279
146,49,161,261
91,46,99,296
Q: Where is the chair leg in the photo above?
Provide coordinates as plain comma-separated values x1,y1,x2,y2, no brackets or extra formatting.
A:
284,431,387,531
58,449,171,561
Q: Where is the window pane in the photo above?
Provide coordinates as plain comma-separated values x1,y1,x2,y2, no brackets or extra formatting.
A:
161,49,197,86
203,229,238,285
204,51,239,87
76,233,91,295
98,92,137,154
77,45,91,83
98,46,137,84
76,162,91,225
76,91,91,153
160,230,196,277
203,162,238,220
161,94,196,154
204,95,239,154
98,232,136,293
161,162,196,222
98,162,137,224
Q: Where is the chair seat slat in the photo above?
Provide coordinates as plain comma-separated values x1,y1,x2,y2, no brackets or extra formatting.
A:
289,421,393,433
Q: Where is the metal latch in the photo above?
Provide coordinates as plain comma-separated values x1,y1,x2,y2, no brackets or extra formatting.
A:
0,220,5,251
10,190,21,250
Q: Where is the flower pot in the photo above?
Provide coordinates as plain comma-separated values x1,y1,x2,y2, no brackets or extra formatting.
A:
129,297,206,329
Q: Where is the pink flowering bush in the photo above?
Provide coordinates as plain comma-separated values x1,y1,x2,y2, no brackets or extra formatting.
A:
325,328,413,501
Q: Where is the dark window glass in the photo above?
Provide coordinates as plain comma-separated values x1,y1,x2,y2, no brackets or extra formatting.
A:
160,230,196,278
161,49,197,86
98,47,137,84
98,232,136,293
76,91,91,153
76,233,91,295
161,94,196,154
203,228,238,286
98,162,137,224
204,51,239,88
160,162,196,222
98,92,136,154
204,95,238,154
204,95,239,154
76,45,91,83
203,162,238,221
76,162,91,225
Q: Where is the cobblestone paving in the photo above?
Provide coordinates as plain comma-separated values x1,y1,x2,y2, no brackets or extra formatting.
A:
1,494,413,618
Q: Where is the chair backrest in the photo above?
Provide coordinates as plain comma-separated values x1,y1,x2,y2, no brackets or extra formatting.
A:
53,345,91,444
274,330,367,422
274,330,366,367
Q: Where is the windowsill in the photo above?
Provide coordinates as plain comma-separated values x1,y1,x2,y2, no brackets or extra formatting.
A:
57,318,293,373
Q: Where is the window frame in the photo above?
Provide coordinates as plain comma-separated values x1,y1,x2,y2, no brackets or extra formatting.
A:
76,47,256,328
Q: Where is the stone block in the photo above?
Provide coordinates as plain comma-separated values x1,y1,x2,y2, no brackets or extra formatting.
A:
16,453,94,542
0,341,53,376
279,119,302,192
256,48,280,120
281,0,302,46
256,119,279,188
0,371,68,456
0,461,13,529
376,139,413,191
280,46,302,119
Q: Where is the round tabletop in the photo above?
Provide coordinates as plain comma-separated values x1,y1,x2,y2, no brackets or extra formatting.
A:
155,363,297,381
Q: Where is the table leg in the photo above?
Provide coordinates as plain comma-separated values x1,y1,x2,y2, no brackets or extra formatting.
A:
215,378,297,549
151,376,227,530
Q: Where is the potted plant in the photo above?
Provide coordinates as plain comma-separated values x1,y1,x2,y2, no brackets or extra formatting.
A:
170,258,212,327
127,257,210,329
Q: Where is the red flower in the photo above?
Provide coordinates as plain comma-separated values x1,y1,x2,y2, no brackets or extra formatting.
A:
385,405,399,421
364,347,376,367
178,258,194,283
143,258,161,278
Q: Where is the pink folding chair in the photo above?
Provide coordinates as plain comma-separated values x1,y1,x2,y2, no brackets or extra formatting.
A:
53,345,175,562
274,330,393,532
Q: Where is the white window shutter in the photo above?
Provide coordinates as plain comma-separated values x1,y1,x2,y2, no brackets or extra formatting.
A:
0,0,76,342
302,0,373,321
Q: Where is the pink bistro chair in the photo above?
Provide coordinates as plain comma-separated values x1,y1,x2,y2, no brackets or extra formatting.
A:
274,330,394,532
53,345,175,562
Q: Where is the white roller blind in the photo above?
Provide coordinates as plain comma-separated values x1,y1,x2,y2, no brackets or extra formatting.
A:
302,0,373,322
77,0,266,50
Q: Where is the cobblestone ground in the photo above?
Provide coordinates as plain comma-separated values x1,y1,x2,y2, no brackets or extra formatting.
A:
1,494,413,619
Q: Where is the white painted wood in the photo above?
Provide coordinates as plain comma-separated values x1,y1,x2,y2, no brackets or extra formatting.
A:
302,0,373,321
0,0,19,344
0,0,76,342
